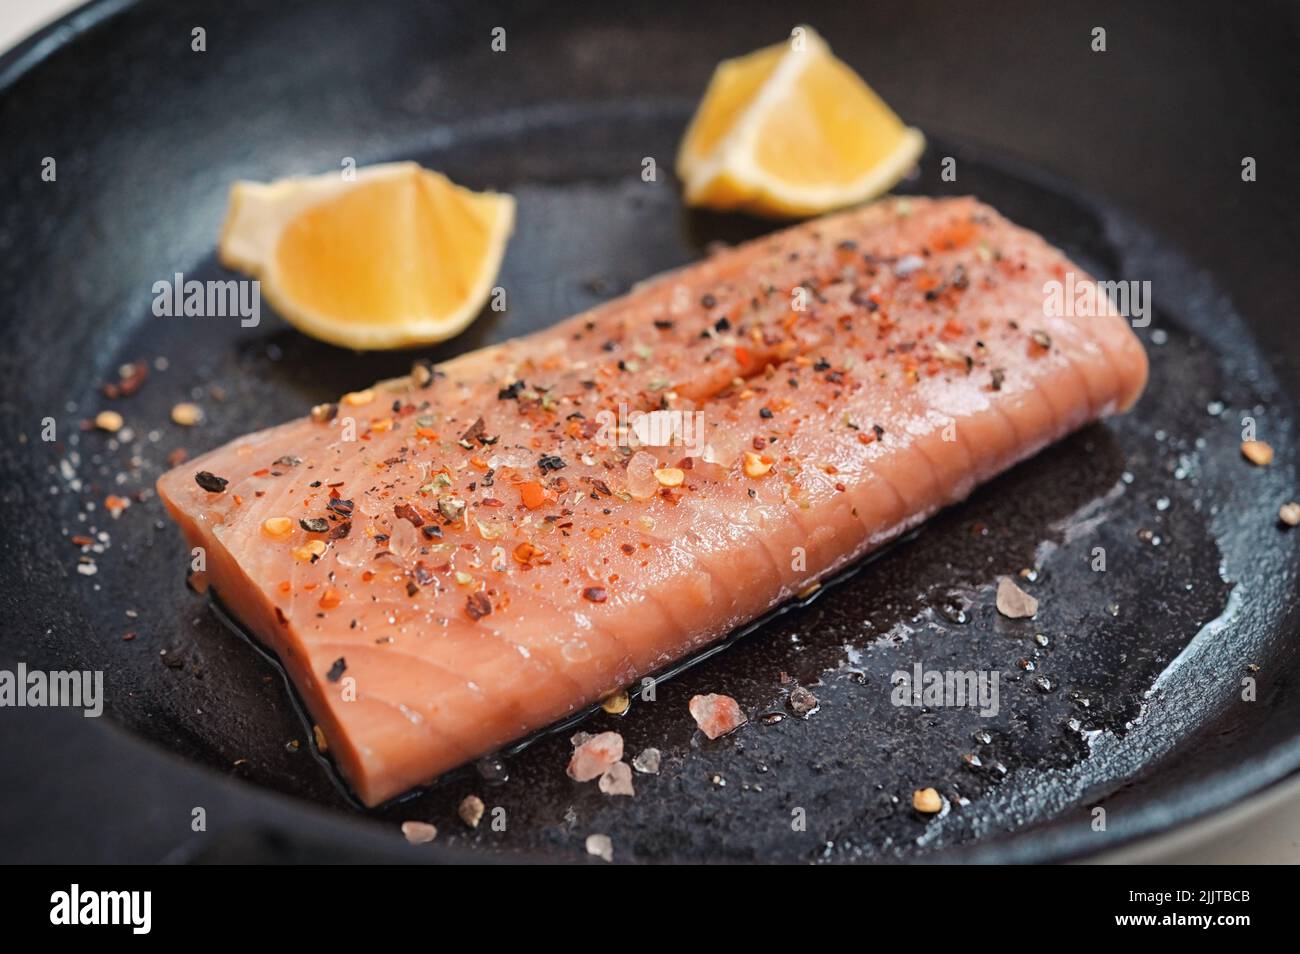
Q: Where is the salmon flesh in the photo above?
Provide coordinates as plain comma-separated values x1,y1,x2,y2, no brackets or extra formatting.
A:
158,196,1148,806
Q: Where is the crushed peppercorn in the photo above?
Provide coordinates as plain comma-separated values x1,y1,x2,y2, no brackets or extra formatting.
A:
194,471,228,493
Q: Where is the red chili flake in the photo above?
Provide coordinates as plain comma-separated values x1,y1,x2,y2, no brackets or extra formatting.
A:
582,476,612,497
460,416,489,445
583,586,608,603
940,318,966,340
465,592,492,621
519,481,548,510
394,502,424,527
101,360,148,399
166,448,189,467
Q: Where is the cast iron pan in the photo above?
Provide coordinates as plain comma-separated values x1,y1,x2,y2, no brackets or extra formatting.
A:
1,0,1298,863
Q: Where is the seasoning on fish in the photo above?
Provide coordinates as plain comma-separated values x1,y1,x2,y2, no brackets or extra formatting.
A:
157,197,1148,806
262,517,292,539
193,471,227,493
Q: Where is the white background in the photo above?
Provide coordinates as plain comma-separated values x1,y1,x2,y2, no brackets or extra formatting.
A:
1,0,81,51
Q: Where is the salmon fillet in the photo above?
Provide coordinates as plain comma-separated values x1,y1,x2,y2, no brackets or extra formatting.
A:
157,196,1147,806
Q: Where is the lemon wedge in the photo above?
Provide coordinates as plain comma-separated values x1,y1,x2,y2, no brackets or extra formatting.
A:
677,26,925,218
219,162,514,350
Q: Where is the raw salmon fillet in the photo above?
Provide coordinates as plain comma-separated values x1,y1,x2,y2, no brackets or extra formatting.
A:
158,196,1147,805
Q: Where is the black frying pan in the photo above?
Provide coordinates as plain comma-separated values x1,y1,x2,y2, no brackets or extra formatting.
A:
2,0,1298,864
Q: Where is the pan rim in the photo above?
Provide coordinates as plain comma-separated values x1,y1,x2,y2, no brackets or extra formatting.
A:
3,0,1299,865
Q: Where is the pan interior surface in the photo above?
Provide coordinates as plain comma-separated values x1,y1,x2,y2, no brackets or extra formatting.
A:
2,0,1297,863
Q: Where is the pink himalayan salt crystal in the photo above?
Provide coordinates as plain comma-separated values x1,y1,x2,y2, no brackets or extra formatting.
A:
400,821,438,845
688,693,747,739
598,761,635,796
586,833,614,862
632,747,661,774
567,730,624,782
996,576,1038,619
625,451,659,500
